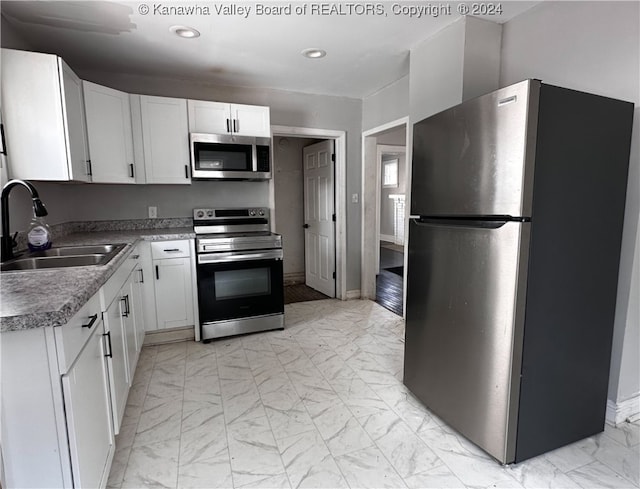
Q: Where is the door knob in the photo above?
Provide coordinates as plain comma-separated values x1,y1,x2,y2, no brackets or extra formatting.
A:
303,224,309,229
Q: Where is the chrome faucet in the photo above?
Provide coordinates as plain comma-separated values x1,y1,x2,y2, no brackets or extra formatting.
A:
1,179,48,262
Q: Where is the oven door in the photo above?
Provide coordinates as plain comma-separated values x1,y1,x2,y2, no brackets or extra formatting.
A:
196,250,284,325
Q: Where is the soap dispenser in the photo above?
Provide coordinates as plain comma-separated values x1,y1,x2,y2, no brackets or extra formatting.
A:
27,215,52,251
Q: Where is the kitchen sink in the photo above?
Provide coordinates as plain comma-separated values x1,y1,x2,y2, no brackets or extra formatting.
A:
1,244,127,272
31,244,125,257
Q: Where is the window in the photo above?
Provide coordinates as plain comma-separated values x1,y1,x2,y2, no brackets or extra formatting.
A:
383,159,398,188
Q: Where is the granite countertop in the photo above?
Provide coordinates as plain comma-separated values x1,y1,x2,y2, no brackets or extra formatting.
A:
0,227,195,333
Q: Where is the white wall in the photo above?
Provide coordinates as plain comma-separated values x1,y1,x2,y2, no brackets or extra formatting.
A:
362,76,409,132
410,18,465,123
501,0,640,414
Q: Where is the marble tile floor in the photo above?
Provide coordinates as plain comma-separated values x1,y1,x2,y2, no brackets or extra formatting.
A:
107,299,640,489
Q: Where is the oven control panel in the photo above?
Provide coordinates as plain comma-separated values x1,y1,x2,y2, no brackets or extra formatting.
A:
193,208,268,221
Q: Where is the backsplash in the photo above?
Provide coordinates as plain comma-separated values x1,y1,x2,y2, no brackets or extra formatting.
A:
13,218,193,252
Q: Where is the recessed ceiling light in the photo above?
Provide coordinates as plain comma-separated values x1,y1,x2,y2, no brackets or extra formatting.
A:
170,25,200,38
302,48,326,59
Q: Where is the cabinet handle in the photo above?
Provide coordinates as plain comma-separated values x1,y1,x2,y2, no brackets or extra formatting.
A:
86,159,92,176
0,123,6,155
185,165,189,179
163,248,181,252
156,265,159,280
121,297,128,317
233,119,238,133
226,118,231,133
139,268,144,283
129,163,135,178
103,332,113,358
121,295,130,317
82,314,98,329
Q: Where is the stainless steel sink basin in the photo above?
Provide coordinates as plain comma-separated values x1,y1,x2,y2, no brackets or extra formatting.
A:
31,244,124,257
1,243,127,272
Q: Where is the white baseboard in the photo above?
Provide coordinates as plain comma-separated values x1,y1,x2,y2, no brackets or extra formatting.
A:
345,289,361,300
144,326,195,346
380,234,395,243
606,394,640,426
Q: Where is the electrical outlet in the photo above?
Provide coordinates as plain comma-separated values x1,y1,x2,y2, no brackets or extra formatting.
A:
148,206,157,218
351,193,359,204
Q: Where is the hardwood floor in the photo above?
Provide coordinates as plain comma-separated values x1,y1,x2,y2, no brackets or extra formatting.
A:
284,284,330,304
376,244,404,316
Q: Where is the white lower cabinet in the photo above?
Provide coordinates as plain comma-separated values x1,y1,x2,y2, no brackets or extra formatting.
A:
62,320,114,489
151,240,195,330
101,250,144,435
131,263,146,353
0,292,111,489
0,240,195,488
154,257,194,329
103,290,130,433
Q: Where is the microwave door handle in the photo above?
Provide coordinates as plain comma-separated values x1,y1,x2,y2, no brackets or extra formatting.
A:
252,144,258,172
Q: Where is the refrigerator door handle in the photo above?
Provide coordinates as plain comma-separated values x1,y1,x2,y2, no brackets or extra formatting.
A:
412,217,523,229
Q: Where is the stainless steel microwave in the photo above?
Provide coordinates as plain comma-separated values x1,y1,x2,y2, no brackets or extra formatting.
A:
190,133,271,180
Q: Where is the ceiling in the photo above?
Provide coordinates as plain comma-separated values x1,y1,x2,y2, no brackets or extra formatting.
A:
1,1,538,99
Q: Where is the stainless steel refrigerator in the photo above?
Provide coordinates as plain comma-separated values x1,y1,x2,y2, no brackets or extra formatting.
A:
404,79,634,464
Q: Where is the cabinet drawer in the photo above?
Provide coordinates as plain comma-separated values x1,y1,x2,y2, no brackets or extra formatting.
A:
54,292,102,374
151,240,191,259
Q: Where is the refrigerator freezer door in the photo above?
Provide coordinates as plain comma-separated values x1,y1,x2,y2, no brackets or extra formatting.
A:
404,218,530,463
411,80,539,218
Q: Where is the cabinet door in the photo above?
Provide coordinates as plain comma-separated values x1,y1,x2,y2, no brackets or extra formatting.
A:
138,241,158,331
140,95,190,184
131,264,147,351
104,295,129,434
1,49,86,181
83,81,135,183
231,104,271,137
62,322,114,489
121,278,139,383
187,99,231,134
154,257,194,329
60,60,91,182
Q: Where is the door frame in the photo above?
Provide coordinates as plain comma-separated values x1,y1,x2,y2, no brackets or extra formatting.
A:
376,144,407,275
270,125,347,300
361,117,411,314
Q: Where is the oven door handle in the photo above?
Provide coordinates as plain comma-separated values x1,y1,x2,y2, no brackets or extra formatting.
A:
198,249,283,264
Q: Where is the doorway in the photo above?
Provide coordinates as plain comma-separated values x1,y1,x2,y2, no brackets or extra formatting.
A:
376,144,407,316
270,126,347,303
361,118,410,316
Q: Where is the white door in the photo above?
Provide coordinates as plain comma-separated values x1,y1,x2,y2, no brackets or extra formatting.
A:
303,140,336,297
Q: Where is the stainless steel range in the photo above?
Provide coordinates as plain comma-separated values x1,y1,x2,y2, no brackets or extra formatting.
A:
194,207,284,341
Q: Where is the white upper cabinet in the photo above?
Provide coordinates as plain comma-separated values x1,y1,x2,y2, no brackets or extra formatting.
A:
138,95,191,184
1,49,91,182
230,104,271,137
187,100,230,134
83,81,136,183
188,99,271,137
